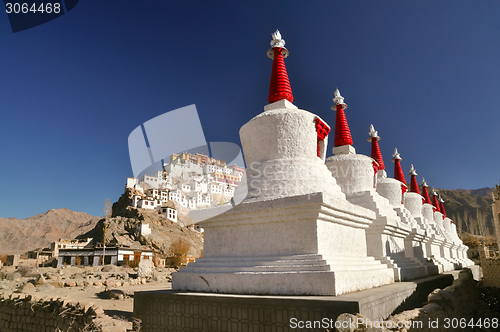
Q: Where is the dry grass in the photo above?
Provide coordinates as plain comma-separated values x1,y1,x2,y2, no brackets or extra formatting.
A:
169,239,191,268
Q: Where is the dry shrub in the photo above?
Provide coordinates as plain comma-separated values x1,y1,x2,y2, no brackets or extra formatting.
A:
132,317,142,332
152,254,164,267
169,239,191,268
75,255,82,266
127,260,140,269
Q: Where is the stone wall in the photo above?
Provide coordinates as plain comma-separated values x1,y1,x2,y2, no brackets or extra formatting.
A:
134,274,455,331
390,269,496,332
336,268,499,332
0,291,128,332
4,256,38,268
479,245,500,287
492,184,500,245
407,269,494,331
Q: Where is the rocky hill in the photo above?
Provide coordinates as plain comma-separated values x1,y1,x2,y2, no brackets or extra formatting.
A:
435,187,494,237
76,213,203,258
82,187,205,257
0,208,100,254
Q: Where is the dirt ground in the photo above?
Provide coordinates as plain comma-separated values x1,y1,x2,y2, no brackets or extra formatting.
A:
0,264,175,330
38,280,172,320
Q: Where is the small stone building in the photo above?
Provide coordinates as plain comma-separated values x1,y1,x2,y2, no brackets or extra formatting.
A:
136,222,151,237
57,244,153,267
158,200,178,222
492,183,500,247
5,255,19,267
27,248,54,266
51,238,93,258
479,185,500,287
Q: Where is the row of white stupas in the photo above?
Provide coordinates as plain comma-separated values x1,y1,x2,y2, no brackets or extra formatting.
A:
172,31,474,296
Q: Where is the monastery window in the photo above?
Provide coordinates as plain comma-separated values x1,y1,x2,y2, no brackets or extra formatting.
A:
123,254,130,261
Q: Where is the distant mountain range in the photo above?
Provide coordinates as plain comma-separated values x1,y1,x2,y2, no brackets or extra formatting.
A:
0,208,100,254
453,187,495,198
0,187,496,255
436,187,495,237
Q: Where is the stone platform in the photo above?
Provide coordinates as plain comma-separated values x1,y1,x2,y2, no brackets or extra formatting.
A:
134,272,460,332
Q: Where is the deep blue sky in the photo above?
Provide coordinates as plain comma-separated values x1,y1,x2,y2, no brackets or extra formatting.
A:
1,1,499,219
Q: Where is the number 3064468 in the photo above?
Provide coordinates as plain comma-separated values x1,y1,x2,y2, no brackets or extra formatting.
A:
5,3,61,14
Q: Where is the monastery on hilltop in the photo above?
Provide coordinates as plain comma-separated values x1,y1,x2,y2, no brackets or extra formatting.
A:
126,152,245,218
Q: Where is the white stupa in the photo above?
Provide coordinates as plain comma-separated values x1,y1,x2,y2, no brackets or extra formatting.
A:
172,30,475,296
172,31,395,296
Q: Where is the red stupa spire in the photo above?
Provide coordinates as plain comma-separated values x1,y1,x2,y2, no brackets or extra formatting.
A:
332,89,353,147
421,178,432,204
409,164,421,194
392,148,407,187
392,148,407,196
368,124,385,171
439,196,447,218
431,189,441,213
267,30,293,104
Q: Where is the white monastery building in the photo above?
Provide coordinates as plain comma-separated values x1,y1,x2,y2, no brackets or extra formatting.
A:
126,150,244,225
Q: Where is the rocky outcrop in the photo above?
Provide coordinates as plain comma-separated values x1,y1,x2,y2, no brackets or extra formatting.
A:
76,212,203,258
111,187,145,220
137,259,155,278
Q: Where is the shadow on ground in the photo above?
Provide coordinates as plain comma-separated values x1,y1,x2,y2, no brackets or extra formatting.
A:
105,309,133,322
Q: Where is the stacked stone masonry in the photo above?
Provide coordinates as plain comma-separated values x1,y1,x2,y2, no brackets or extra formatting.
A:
398,269,498,332
479,245,500,287
336,268,498,332
411,269,495,330
0,291,127,332
134,291,360,332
